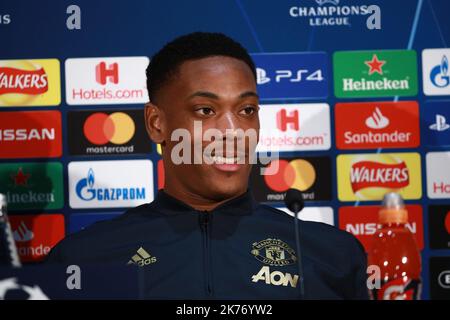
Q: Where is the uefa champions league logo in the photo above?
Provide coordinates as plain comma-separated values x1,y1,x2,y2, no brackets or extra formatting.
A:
315,0,340,5
430,55,450,88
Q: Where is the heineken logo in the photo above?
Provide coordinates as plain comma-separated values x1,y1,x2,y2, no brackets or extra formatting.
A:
11,167,31,187
334,50,418,98
365,54,385,75
0,163,63,210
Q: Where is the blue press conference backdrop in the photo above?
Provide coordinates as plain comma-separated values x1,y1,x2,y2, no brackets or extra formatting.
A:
1,0,450,299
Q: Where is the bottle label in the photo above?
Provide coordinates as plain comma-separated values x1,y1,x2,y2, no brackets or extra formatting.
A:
371,278,421,300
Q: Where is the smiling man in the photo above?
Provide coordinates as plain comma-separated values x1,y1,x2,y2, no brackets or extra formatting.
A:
47,32,369,300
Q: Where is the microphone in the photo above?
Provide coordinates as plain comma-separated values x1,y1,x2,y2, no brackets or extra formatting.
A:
284,188,305,299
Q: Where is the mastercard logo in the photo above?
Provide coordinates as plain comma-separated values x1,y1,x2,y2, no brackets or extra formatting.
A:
264,159,316,192
83,112,135,145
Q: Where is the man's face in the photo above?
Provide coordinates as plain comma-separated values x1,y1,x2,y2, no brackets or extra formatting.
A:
152,56,259,201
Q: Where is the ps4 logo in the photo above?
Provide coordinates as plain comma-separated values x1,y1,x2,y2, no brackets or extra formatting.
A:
256,68,324,85
315,0,339,5
430,55,450,88
429,114,450,132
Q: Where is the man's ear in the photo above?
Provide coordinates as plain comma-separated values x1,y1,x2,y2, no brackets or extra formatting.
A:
144,102,165,145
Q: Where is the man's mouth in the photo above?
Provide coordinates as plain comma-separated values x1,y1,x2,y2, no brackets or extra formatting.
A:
204,153,247,172
209,155,244,164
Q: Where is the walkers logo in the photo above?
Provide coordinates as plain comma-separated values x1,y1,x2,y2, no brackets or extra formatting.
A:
0,110,62,159
257,103,330,152
422,49,450,96
250,156,331,202
335,101,420,149
339,205,424,252
0,59,60,106
430,257,450,299
426,152,450,199
251,52,328,100
0,162,63,210
68,109,151,156
9,214,65,262
333,50,418,98
337,153,422,201
428,205,450,250
65,57,149,105
422,102,450,147
68,160,153,208
277,206,334,226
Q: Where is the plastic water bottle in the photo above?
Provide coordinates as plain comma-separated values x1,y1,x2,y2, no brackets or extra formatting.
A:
368,192,421,300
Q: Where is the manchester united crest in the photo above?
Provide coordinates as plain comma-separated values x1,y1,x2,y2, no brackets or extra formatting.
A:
251,238,297,266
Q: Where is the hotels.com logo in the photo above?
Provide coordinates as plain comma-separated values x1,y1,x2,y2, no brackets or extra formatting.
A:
65,57,149,105
257,103,330,152
0,59,61,106
276,109,299,131
426,152,450,199
96,62,118,85
335,101,420,150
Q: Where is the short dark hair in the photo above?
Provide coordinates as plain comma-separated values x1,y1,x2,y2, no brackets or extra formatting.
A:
146,32,256,103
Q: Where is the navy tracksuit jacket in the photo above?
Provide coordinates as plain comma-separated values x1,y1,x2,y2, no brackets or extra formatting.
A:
46,189,369,299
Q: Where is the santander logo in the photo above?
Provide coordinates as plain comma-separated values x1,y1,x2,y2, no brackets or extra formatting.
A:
335,101,420,150
365,107,389,129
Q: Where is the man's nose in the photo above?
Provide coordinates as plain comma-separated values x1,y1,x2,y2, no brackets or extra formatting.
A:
216,112,240,139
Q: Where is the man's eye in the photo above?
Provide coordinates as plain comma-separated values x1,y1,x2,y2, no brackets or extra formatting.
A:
195,107,215,116
239,106,258,116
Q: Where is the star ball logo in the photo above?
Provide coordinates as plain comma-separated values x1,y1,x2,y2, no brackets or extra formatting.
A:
250,156,331,202
67,109,151,155
422,49,450,96
0,59,61,106
333,50,418,98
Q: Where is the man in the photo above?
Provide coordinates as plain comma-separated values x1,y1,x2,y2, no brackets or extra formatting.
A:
47,32,368,299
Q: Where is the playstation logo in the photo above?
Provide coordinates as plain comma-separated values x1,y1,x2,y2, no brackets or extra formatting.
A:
256,68,271,85
315,0,339,5
429,114,450,132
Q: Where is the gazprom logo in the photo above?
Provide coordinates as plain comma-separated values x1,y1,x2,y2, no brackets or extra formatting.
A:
430,55,450,88
75,168,146,201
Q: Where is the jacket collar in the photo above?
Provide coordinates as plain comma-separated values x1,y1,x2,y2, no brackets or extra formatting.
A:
151,189,257,216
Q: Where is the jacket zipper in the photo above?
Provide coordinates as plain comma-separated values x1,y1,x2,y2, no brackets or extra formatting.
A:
199,210,213,297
